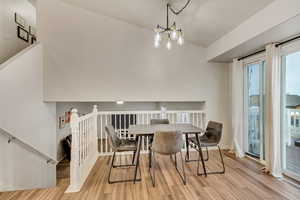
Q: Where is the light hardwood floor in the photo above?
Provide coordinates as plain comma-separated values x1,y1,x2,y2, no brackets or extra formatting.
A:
1,151,300,200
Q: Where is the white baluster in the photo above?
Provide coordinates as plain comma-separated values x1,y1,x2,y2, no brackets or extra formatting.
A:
82,120,87,160
100,115,103,154
93,105,98,155
196,112,199,128
119,114,122,138
124,114,127,139
105,114,109,153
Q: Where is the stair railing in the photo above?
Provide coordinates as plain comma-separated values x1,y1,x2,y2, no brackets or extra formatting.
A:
0,128,57,164
65,105,99,193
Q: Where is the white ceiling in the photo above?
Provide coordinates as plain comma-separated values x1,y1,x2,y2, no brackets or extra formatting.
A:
62,0,274,47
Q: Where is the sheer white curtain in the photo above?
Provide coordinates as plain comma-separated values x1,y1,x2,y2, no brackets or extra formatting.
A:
231,59,245,158
265,44,282,177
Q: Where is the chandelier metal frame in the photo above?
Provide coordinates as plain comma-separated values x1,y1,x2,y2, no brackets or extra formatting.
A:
154,0,191,49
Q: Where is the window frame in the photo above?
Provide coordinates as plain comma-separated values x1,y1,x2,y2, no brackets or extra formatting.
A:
280,41,300,181
243,53,266,163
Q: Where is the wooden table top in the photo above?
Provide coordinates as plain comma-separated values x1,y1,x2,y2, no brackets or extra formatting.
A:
128,123,204,136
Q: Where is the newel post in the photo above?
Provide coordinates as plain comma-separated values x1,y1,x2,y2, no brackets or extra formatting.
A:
67,108,81,192
93,105,99,154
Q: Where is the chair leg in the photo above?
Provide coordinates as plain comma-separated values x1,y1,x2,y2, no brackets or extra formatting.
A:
197,145,225,176
108,151,142,184
108,152,116,184
149,152,156,187
149,136,153,169
113,151,138,168
185,135,190,161
174,151,187,185
149,148,152,168
197,148,200,176
218,145,225,174
180,151,187,185
205,146,209,161
186,145,209,162
132,150,136,165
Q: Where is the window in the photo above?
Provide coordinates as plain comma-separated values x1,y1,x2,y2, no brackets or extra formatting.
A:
281,49,300,180
244,60,265,160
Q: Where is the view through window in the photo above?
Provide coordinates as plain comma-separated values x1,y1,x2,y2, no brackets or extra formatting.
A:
245,61,265,159
282,51,300,179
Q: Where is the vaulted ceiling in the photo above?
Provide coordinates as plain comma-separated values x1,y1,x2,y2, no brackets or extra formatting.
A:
62,0,274,47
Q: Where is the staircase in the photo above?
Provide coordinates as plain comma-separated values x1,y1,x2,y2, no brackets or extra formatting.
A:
0,43,57,191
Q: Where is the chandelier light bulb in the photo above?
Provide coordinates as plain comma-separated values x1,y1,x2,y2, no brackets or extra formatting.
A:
154,32,161,42
166,38,172,50
177,32,184,46
171,30,178,40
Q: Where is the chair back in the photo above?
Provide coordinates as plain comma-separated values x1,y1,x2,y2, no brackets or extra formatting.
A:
150,119,170,125
205,121,223,144
105,125,121,150
152,131,183,155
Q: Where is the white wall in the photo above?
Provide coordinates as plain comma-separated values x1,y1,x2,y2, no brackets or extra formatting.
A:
38,0,231,147
0,44,57,191
0,0,36,64
39,0,228,102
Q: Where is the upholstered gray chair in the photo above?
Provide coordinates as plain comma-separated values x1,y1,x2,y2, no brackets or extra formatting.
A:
186,121,225,175
149,131,186,186
105,125,141,184
148,119,170,168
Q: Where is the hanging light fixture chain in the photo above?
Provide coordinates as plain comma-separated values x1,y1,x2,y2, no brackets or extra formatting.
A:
167,3,169,29
168,0,191,15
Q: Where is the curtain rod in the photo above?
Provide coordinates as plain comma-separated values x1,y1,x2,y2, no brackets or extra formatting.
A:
237,49,265,61
237,35,300,61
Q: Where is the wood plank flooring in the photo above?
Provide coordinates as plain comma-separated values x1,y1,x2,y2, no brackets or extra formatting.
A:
1,151,300,200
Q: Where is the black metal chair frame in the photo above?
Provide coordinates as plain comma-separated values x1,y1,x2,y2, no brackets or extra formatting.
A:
185,123,225,176
106,126,142,184
149,149,186,187
108,151,141,184
185,140,209,162
196,145,225,175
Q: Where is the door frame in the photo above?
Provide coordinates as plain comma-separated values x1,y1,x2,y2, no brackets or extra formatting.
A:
280,42,300,181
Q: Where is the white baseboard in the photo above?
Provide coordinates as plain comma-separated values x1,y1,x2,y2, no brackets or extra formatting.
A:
0,185,13,192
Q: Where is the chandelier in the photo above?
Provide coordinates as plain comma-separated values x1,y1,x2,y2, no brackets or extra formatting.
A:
154,0,191,50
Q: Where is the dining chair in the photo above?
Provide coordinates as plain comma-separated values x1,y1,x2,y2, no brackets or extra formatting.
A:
105,125,141,184
149,131,186,186
186,121,225,175
148,119,170,168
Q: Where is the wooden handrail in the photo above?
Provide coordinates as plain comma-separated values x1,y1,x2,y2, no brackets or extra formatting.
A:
0,127,57,164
